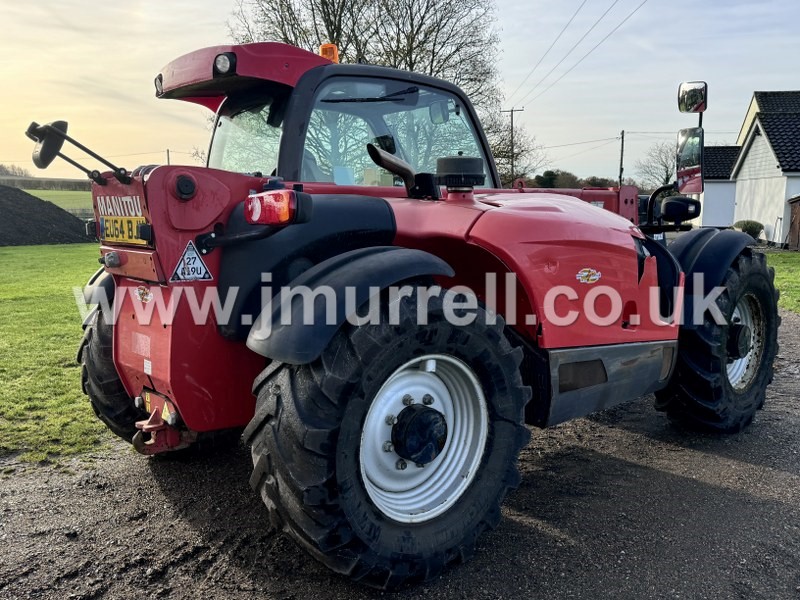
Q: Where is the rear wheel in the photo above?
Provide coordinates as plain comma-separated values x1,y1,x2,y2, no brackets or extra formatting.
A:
655,250,779,432
244,290,530,589
78,306,146,441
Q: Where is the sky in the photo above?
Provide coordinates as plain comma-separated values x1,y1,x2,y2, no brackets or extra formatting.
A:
1,0,798,180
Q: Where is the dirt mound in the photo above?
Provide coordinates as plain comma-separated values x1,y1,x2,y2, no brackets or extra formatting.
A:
0,185,90,246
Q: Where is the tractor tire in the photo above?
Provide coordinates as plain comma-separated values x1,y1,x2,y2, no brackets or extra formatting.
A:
655,250,779,432
78,306,146,441
244,289,531,589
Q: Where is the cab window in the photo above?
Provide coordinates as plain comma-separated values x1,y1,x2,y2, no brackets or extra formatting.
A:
302,78,488,185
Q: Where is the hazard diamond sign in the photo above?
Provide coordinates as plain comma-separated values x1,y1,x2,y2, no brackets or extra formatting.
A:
170,241,212,282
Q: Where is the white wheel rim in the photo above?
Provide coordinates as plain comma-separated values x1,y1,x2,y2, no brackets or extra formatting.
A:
726,294,764,390
359,354,488,524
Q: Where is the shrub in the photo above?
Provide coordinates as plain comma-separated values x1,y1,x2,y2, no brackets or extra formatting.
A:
734,219,764,240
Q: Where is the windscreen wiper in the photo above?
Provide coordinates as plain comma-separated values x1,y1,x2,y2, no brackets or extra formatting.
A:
321,86,419,104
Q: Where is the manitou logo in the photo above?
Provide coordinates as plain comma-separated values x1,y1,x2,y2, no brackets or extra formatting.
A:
576,268,602,284
96,195,144,217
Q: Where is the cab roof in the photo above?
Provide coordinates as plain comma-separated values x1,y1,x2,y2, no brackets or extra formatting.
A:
156,42,332,111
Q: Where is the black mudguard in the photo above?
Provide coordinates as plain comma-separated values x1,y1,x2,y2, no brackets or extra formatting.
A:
217,194,396,340
668,228,754,327
80,268,115,328
246,246,454,364
83,267,115,305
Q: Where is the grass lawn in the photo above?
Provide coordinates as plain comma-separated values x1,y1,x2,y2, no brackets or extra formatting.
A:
0,244,105,461
23,189,92,211
766,251,800,313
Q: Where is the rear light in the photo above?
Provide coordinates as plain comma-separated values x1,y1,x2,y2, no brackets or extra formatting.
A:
245,189,297,225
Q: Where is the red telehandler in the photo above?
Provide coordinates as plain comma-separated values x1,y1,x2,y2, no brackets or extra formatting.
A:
27,44,778,589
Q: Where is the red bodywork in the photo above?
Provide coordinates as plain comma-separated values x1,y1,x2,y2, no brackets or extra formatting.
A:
93,42,681,442
99,168,266,431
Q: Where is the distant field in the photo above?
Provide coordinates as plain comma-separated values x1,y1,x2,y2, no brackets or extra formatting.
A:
766,251,800,313
0,243,104,461
24,189,92,211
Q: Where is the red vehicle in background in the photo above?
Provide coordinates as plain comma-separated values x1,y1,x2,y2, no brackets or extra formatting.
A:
27,45,778,589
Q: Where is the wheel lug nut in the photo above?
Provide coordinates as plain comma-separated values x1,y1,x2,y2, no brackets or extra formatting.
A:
396,459,407,470
402,394,414,406
422,394,434,405
385,415,397,426
382,441,394,453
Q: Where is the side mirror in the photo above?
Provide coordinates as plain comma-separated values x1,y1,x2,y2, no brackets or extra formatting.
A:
676,126,704,194
429,100,450,125
661,196,701,224
678,81,708,113
26,121,68,169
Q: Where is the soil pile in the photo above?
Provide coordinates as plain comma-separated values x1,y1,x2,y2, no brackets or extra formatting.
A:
0,185,89,245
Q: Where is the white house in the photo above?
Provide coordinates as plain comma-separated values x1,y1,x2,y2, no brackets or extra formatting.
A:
731,91,800,244
698,146,738,227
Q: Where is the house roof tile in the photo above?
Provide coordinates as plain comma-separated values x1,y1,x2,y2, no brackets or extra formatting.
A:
758,113,800,172
754,91,800,113
703,145,740,179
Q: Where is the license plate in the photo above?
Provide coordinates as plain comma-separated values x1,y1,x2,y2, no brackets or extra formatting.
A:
100,216,147,245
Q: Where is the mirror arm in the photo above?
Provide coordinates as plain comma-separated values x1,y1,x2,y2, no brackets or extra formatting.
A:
36,123,130,184
646,182,677,226
57,153,108,185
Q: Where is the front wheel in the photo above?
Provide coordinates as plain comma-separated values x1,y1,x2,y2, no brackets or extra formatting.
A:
655,250,780,432
244,290,530,589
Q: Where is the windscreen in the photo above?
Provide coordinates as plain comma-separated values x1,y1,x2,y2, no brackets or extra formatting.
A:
302,77,489,185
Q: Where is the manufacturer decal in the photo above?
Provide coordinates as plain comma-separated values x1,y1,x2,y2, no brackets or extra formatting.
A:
135,286,153,303
170,241,212,282
576,268,602,284
96,195,144,218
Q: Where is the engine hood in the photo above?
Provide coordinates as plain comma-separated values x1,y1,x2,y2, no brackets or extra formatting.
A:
476,191,643,240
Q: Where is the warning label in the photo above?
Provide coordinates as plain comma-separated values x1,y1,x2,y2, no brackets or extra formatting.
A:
170,241,212,282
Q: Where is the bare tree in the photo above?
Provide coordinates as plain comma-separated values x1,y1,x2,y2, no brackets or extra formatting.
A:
635,141,676,191
481,113,548,186
0,164,31,177
230,0,500,111
230,0,545,186
229,0,372,64
363,0,500,110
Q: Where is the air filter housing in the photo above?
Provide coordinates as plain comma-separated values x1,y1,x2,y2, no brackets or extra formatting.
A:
435,156,485,189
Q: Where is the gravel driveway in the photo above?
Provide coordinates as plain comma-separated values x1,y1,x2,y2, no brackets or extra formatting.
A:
2,311,798,600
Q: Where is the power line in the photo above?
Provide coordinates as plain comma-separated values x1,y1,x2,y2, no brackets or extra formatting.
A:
516,0,623,107
542,136,620,149
627,130,737,134
524,0,650,105
551,138,619,162
1,149,195,164
506,0,590,106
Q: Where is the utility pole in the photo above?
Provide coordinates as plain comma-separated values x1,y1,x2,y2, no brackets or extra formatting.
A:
166,149,171,165
618,130,625,186
501,107,524,186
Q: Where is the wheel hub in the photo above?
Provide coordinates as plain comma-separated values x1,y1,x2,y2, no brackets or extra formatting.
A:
359,354,489,523
391,404,448,465
728,323,752,360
